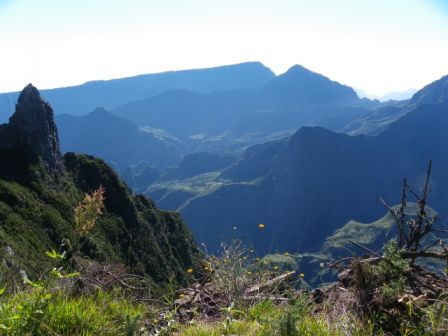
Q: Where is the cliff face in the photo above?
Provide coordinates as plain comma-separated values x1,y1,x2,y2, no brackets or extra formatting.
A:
0,84,63,183
0,85,199,287
9,84,63,173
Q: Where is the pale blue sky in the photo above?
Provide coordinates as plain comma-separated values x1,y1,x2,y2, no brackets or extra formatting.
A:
0,0,447,96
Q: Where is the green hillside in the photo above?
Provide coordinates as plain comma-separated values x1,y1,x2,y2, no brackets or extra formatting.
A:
0,85,200,289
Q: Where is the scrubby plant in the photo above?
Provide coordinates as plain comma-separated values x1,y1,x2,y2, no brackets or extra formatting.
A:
74,185,105,237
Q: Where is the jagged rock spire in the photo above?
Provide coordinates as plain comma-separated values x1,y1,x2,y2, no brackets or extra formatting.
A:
8,84,63,174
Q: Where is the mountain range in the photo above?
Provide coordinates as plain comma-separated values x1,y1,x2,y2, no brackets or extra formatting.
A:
2,62,447,270
0,61,386,175
111,64,376,153
145,74,448,254
0,62,275,123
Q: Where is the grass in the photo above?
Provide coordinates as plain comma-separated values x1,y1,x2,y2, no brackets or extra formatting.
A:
1,260,447,335
178,298,377,336
324,203,438,252
0,289,146,336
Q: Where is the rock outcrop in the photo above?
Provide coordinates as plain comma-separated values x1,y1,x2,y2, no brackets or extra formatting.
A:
0,84,63,182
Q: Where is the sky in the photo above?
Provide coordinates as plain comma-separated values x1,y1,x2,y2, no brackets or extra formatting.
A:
0,0,447,97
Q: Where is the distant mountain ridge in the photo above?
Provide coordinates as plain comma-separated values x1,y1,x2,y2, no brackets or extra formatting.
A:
0,62,275,122
111,64,371,150
410,74,448,106
56,107,183,170
258,64,359,108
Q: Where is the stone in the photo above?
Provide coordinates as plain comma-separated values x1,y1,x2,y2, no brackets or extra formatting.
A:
0,84,64,180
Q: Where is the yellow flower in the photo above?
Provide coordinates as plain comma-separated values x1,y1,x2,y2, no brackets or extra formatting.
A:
284,252,290,256
246,271,253,275
258,223,265,229
179,293,185,298
273,266,279,270
187,267,193,273
300,273,305,278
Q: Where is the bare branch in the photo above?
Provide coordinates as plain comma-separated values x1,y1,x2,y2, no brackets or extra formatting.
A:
402,251,447,260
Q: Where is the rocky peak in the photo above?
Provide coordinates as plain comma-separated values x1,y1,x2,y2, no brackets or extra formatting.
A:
6,84,63,174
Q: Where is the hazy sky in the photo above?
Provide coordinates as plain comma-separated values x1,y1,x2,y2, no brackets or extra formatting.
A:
0,0,447,96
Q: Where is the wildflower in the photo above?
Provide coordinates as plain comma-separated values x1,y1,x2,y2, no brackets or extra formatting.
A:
258,223,265,229
300,273,305,278
284,252,290,256
187,267,193,273
246,271,252,275
250,249,254,253
273,265,279,270
179,293,185,298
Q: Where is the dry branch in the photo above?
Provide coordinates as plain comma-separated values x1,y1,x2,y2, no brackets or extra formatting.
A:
244,271,296,296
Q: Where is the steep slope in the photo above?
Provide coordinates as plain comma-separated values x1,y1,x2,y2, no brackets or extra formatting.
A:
178,100,448,253
57,107,183,170
0,62,275,121
410,74,448,106
0,85,199,286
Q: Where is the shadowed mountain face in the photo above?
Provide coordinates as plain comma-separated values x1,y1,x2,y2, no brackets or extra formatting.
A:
169,100,448,254
56,107,183,170
0,62,275,121
0,85,199,286
129,72,448,255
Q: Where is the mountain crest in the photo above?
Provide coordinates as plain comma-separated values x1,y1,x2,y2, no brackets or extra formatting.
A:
260,64,360,108
1,84,63,178
411,75,448,106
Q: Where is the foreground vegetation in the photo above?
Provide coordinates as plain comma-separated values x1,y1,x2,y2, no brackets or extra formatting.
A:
1,290,356,336
1,235,448,335
2,162,448,335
